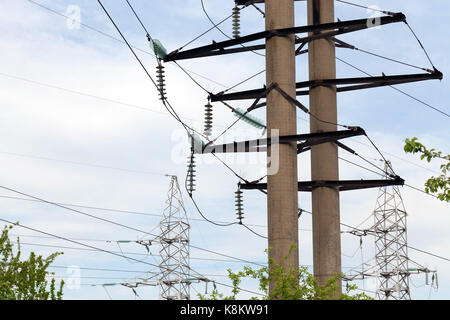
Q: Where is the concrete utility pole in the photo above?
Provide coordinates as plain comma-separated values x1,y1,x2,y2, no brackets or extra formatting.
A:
307,0,342,291
265,0,299,293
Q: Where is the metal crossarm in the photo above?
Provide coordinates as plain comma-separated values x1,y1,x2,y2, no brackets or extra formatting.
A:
234,0,326,4
193,127,365,154
164,14,405,61
239,177,405,192
210,70,442,101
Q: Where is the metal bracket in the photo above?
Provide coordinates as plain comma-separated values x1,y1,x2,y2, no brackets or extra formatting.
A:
164,14,405,62
236,0,305,4
239,176,405,192
210,70,443,102
194,127,365,154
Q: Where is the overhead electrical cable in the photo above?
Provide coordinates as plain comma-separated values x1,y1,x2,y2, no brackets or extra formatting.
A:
200,0,265,57
337,57,448,118
1,193,307,230
100,0,254,191
24,0,229,89
0,217,266,296
17,242,265,264
97,0,194,137
0,184,268,266
335,0,396,16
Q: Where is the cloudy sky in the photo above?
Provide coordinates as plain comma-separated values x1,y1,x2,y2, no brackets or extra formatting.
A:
0,0,448,300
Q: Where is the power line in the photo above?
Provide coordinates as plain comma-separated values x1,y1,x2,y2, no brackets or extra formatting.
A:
178,7,235,51
339,155,441,200
0,75,269,194
221,69,266,94
200,0,265,57
298,110,439,177
13,2,268,150
338,156,384,177
183,155,270,239
335,39,433,73
0,218,159,268
187,192,238,228
0,71,165,114
0,193,309,231
10,233,124,244
121,0,267,163
408,245,450,263
0,217,265,296
97,0,255,191
335,0,396,16
0,194,164,218
0,147,440,262
0,185,155,237
17,241,266,265
27,0,448,122
0,71,241,131
345,137,442,175
336,57,449,118
48,265,229,278
24,0,229,89
48,275,137,280
341,222,450,264
21,0,448,291
4,177,377,268
96,0,193,135
7,201,448,281
0,149,166,177
103,0,415,209
124,0,215,97
0,184,267,266
124,0,152,40
404,183,440,200
49,265,149,274
404,21,436,69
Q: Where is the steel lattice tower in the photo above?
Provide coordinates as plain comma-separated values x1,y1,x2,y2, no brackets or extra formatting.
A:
157,175,191,300
373,161,410,300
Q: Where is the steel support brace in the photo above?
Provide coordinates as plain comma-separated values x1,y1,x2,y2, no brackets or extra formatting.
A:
164,14,405,62
210,70,443,101
193,127,365,154
235,0,297,4
239,176,405,192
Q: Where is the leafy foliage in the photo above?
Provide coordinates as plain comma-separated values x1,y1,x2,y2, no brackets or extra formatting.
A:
199,248,371,300
404,137,450,202
0,225,64,300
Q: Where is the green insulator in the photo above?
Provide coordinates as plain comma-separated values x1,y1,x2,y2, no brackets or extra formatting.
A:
188,132,206,154
149,39,167,59
233,108,265,129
